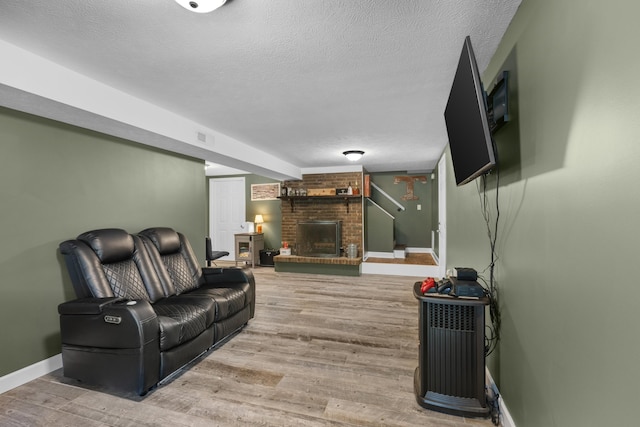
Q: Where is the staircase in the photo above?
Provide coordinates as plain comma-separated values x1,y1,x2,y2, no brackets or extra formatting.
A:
364,181,439,277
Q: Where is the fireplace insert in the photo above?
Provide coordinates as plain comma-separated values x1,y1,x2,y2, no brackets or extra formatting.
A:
297,220,341,257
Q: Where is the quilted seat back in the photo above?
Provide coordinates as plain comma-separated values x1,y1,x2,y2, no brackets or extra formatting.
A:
59,228,165,302
138,227,204,296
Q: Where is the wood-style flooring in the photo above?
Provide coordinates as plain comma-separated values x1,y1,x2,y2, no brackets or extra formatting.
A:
0,268,493,426
364,253,437,266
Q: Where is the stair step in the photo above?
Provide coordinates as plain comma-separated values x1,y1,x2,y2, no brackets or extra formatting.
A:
393,244,406,259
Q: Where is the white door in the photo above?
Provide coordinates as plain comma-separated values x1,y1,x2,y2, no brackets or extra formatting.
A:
437,154,447,278
209,177,246,261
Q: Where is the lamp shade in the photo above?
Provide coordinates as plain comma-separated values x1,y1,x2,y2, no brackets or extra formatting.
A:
343,150,365,161
254,214,264,233
175,0,226,13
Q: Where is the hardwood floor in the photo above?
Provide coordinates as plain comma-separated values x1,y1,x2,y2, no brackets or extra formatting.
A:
364,253,437,266
0,268,493,426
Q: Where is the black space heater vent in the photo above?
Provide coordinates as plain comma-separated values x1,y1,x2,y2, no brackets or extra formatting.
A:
429,303,475,332
414,287,490,418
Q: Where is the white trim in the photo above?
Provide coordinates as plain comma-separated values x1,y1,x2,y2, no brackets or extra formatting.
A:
365,198,395,219
205,164,249,176
437,153,447,278
362,262,439,277
363,248,440,277
370,182,405,211
486,367,516,427
0,354,62,394
366,248,432,259
405,247,432,254
431,250,440,264
393,248,406,259
366,251,395,259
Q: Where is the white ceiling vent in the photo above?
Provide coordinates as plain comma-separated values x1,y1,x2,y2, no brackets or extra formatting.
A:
197,131,214,146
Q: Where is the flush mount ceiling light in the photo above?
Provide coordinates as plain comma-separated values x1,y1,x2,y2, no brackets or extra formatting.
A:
343,150,365,161
175,0,227,13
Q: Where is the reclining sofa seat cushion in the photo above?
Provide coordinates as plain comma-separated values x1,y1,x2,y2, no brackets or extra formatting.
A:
139,227,247,321
73,229,214,351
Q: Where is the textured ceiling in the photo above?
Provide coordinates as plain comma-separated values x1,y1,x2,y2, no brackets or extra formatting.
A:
0,0,521,174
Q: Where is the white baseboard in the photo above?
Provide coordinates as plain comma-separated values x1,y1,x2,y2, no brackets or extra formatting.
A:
366,247,433,259
486,367,516,427
362,262,439,277
0,354,62,395
405,247,432,254
365,251,395,259
363,248,439,277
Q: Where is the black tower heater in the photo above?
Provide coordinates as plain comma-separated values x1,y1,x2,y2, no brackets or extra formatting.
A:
413,282,490,417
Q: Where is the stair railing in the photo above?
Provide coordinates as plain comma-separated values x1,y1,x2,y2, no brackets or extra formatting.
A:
369,182,405,212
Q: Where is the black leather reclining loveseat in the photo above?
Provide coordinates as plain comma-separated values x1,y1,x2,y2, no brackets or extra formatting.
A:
57,227,255,395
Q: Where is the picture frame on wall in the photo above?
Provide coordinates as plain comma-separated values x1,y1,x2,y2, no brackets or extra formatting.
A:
251,183,281,201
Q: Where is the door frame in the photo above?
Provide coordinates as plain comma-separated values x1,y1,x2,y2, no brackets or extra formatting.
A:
208,176,246,261
437,153,447,278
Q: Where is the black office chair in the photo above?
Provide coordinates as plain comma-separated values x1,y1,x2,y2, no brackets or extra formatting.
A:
205,236,230,267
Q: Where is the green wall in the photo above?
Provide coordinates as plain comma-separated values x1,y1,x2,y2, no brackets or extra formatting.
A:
365,201,395,252
445,0,640,425
368,172,433,248
207,174,283,250
244,175,282,250
0,107,206,377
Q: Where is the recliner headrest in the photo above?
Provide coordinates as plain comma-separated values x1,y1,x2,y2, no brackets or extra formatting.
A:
139,227,181,255
77,229,134,264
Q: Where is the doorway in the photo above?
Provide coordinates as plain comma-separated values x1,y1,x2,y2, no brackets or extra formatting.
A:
209,177,246,261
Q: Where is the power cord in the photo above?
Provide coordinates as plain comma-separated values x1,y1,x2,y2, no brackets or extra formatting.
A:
476,155,502,357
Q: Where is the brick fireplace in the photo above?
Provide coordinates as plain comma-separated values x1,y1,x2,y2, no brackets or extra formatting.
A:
281,172,363,258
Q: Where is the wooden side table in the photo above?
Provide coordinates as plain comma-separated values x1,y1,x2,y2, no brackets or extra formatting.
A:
234,233,264,268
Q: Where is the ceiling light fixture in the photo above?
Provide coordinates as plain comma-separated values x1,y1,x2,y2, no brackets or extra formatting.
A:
343,150,365,161
174,0,227,13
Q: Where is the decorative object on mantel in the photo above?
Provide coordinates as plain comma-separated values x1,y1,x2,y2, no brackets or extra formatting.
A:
251,183,281,201
174,0,226,13
394,175,428,200
307,188,335,196
254,214,264,233
364,175,371,197
343,150,365,161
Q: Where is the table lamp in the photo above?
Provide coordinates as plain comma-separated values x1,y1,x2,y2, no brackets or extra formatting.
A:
254,214,264,233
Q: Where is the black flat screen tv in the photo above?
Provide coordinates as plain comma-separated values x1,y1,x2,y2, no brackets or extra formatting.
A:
444,36,496,186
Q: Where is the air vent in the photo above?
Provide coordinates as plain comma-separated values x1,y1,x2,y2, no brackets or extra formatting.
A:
197,131,214,146
429,302,475,332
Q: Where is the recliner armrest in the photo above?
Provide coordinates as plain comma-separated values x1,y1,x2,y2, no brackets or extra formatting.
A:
58,297,124,315
201,267,256,318
59,298,158,349
202,266,254,285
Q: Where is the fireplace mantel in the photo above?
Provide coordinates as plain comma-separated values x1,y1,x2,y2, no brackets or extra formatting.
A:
279,194,362,213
